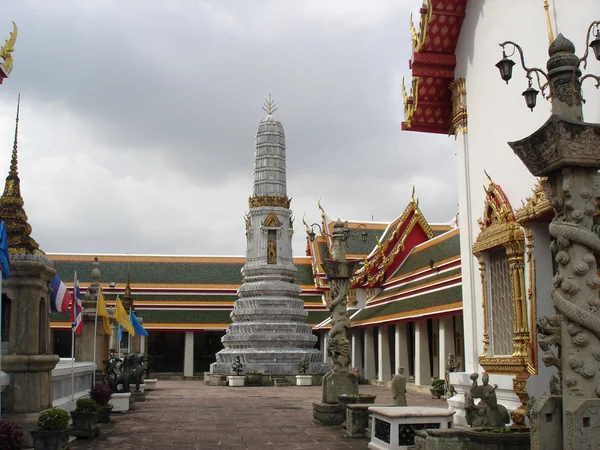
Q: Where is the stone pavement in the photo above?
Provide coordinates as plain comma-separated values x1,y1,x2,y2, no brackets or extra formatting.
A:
72,380,447,450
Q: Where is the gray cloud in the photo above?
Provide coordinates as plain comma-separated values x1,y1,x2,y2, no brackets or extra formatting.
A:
0,0,457,256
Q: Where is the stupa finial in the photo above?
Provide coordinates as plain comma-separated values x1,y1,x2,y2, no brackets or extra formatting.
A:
543,0,555,46
262,94,278,115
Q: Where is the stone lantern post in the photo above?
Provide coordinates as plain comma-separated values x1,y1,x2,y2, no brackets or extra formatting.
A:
507,33,600,449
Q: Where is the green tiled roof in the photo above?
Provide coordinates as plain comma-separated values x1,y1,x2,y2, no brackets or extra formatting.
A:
346,230,385,256
49,258,315,286
392,232,460,278
307,310,331,325
351,285,462,324
379,266,461,297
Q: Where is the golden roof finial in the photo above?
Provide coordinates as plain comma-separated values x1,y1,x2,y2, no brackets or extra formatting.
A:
262,93,278,115
410,183,416,203
302,214,310,234
543,0,555,45
0,22,17,76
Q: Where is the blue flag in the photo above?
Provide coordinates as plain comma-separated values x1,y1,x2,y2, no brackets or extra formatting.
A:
130,310,149,337
0,222,10,279
117,322,122,342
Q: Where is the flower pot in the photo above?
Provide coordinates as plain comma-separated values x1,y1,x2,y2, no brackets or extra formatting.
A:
430,388,444,399
228,375,245,387
111,392,131,412
70,411,98,431
97,405,113,423
296,375,312,386
465,428,531,450
144,378,158,391
31,429,69,450
245,373,263,386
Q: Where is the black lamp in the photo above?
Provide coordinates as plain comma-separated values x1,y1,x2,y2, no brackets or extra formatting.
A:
522,78,539,111
308,229,316,242
590,27,600,61
496,52,516,84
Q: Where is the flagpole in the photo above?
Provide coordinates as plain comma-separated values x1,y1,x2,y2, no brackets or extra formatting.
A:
92,286,100,386
71,271,76,402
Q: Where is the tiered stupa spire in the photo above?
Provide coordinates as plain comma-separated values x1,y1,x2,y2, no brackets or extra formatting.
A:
0,95,40,254
121,263,134,313
211,97,326,374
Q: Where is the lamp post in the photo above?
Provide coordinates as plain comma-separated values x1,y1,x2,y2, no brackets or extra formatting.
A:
498,22,600,449
308,219,367,404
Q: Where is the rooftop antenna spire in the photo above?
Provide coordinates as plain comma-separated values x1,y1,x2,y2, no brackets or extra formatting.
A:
262,94,278,115
543,0,555,45
10,93,20,177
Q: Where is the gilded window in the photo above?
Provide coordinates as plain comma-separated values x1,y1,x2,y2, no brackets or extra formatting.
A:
487,247,514,356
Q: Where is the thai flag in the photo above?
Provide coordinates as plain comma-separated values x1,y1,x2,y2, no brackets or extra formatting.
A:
49,274,71,313
70,272,83,335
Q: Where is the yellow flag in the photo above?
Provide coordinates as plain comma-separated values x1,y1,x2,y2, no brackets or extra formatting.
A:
97,289,112,336
115,297,135,336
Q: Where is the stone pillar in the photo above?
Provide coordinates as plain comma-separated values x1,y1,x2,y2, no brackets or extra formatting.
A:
438,316,455,378
184,331,194,377
1,256,59,435
363,327,376,380
414,320,430,386
431,319,439,379
321,333,329,363
395,323,409,374
351,330,362,376
377,326,391,381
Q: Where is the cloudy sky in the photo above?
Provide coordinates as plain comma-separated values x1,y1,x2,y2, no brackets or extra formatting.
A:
0,0,457,257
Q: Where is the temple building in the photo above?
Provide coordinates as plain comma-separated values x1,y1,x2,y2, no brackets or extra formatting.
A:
402,0,600,425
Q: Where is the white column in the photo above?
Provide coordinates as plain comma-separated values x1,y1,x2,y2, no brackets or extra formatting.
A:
377,326,391,381
363,327,376,380
322,333,330,363
395,323,409,375
351,330,363,376
414,320,430,386
432,319,440,379
438,316,456,378
184,331,194,377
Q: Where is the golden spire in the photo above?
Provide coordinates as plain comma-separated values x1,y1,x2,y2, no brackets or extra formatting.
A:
0,95,40,255
543,0,555,45
410,183,416,203
0,22,17,76
121,262,134,313
262,94,278,115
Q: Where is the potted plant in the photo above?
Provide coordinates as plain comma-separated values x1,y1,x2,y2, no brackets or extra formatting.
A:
0,419,24,450
245,370,263,386
70,398,100,438
143,354,158,391
430,378,445,399
228,356,245,387
90,384,113,423
296,359,312,386
30,408,69,450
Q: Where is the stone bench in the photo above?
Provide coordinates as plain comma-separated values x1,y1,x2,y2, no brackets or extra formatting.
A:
345,403,396,438
368,407,455,450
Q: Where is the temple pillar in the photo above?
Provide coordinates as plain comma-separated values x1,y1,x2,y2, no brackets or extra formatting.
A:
184,331,194,377
363,327,376,380
351,329,362,376
438,316,456,379
395,322,409,374
414,319,430,386
431,319,440,379
377,326,391,381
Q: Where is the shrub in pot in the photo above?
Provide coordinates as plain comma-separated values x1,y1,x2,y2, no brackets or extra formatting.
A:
90,384,113,423
0,419,25,450
70,398,99,436
430,378,445,399
31,408,69,450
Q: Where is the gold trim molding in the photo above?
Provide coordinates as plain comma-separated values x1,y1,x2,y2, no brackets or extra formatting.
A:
449,78,467,135
472,174,532,377
515,178,551,223
248,195,291,209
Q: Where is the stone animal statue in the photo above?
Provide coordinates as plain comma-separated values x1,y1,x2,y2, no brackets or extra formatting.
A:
104,352,147,392
465,373,510,427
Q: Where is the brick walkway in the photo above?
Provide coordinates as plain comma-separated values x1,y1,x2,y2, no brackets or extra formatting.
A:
72,380,446,450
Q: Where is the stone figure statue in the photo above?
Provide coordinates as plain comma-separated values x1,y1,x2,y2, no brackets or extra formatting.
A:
465,373,510,427
444,353,460,397
104,352,147,392
391,366,407,406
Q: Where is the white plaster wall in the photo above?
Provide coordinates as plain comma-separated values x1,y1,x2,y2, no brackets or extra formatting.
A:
454,0,600,375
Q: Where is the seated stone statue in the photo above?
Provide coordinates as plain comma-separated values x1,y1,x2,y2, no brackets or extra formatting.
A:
465,373,510,427
391,366,407,406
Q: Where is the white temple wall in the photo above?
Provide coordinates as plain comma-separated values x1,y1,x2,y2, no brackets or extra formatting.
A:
453,0,600,375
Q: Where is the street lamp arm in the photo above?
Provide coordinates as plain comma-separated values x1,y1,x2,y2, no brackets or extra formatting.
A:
500,41,550,97
579,73,600,90
578,21,600,71
572,21,600,103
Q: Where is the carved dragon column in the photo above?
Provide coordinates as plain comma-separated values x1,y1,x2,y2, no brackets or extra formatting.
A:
509,34,600,449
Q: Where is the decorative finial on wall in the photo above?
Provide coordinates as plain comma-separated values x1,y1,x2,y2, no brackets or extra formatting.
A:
0,22,17,76
262,94,278,115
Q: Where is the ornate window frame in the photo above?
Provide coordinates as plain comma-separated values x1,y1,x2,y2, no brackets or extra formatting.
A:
472,175,533,376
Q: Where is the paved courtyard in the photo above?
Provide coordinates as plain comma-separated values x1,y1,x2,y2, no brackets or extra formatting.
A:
72,380,446,450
